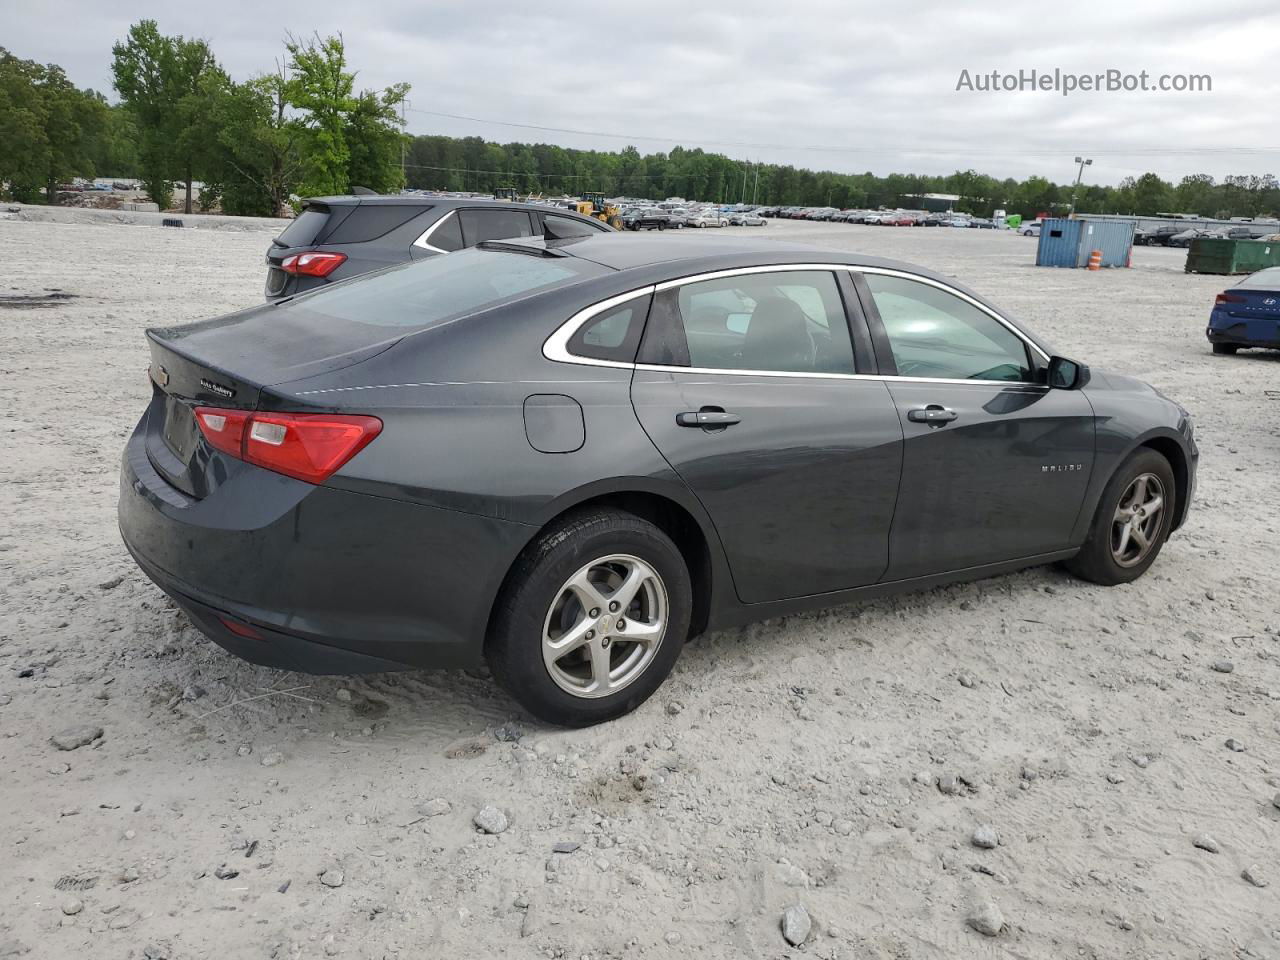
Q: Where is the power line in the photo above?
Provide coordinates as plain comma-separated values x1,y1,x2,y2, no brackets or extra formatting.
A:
405,107,1280,159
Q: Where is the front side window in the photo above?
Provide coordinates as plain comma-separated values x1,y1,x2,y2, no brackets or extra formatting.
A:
458,208,535,245
639,270,855,374
863,273,1033,382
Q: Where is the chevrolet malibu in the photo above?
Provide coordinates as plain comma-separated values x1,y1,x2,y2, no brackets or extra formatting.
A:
119,234,1197,726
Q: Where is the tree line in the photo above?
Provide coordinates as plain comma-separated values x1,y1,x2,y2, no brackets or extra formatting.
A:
1,21,409,215
3,30,1277,221
406,137,1280,220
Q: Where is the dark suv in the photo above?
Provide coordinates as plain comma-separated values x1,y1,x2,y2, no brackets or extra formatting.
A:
265,196,613,300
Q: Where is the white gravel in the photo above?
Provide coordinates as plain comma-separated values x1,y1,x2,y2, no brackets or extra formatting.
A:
1,215,1277,958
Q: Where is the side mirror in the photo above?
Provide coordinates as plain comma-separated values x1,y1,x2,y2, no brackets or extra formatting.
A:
1047,355,1090,390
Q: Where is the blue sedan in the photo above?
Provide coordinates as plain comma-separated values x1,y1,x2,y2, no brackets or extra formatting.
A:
1206,266,1280,354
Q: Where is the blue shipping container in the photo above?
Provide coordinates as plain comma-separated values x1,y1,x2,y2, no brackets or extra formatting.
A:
1035,218,1134,268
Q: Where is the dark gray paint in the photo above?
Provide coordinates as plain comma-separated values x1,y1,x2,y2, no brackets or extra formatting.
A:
120,234,1198,673
524,394,586,454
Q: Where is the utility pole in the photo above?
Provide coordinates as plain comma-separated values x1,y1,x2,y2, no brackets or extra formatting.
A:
399,98,409,188
752,160,759,205
1069,155,1092,216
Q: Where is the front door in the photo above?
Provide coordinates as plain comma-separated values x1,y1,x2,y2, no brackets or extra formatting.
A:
631,268,903,603
854,270,1095,580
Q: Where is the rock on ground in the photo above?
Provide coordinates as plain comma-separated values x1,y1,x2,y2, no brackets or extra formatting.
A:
780,904,811,946
473,805,509,834
49,725,102,751
967,895,1005,937
972,825,999,849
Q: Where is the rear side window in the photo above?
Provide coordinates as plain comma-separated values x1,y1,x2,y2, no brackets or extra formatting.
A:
544,214,607,239
323,205,426,244
275,207,330,247
639,270,855,374
422,212,464,252
459,209,535,245
290,248,607,329
1237,267,1280,290
566,295,651,363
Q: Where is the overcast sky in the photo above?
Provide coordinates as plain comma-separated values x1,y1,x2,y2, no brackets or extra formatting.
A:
4,0,1278,185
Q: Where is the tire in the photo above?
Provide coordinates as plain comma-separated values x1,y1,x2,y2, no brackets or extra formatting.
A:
486,510,693,727
1064,449,1176,586
1212,343,1239,355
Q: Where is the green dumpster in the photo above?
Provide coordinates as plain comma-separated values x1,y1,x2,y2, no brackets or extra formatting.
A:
1185,237,1280,275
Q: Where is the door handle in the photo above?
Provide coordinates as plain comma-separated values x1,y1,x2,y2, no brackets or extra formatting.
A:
907,404,958,424
676,409,741,428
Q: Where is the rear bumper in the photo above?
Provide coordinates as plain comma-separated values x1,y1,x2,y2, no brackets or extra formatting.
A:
118,422,533,672
1206,316,1280,348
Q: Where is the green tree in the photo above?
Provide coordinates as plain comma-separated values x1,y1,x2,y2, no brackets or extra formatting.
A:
111,20,221,212
344,84,409,194
286,33,355,198
204,68,303,216
0,49,105,203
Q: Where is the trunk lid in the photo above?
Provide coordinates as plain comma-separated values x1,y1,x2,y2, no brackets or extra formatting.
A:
1222,287,1280,321
144,302,401,498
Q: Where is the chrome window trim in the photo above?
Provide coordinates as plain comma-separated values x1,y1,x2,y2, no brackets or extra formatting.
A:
412,210,459,254
541,286,656,370
652,262,847,292
543,263,1050,383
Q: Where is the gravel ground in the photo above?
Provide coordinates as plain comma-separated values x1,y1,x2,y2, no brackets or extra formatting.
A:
1,214,1277,960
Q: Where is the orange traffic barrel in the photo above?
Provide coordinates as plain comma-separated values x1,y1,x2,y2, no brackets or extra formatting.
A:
1087,249,1102,270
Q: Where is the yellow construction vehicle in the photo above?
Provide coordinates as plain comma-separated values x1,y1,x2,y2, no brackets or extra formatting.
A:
574,192,623,229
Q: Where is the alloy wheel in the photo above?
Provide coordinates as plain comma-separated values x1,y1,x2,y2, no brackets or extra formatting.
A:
1111,473,1166,567
541,554,668,698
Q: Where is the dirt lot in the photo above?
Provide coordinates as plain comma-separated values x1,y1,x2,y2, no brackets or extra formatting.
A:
1,215,1277,960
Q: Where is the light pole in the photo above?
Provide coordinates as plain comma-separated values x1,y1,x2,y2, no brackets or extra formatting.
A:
1069,156,1092,216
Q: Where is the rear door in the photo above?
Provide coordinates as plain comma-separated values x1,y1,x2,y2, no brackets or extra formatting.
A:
631,267,903,603
853,270,1095,580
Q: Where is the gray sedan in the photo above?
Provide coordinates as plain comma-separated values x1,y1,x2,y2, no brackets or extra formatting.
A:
120,234,1197,726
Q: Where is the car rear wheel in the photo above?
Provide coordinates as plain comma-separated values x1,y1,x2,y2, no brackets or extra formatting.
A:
1212,343,1239,355
487,510,692,726
1064,449,1176,585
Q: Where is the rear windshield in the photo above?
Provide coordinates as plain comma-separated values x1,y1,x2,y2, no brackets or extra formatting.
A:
276,207,330,247
286,247,609,329
1237,267,1280,290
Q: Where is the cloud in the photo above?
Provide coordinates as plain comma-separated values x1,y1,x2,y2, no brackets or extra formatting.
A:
5,0,1278,184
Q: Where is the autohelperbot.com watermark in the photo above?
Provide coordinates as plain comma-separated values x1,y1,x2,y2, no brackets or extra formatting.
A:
955,68,1212,96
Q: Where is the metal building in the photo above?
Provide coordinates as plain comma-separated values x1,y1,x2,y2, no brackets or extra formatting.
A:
1035,218,1134,268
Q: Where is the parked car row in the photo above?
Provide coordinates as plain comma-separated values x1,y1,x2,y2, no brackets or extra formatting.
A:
618,204,766,231
756,206,1007,229
1136,224,1266,248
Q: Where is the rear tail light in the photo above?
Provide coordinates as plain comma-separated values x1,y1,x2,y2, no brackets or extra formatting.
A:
218,616,263,641
281,251,347,277
194,407,381,484
1215,292,1245,304
194,408,251,457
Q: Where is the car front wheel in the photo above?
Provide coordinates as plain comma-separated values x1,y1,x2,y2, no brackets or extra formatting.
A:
1065,449,1176,585
486,510,692,726
1212,343,1238,355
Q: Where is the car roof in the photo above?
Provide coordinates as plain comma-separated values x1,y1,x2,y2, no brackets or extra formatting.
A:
304,195,597,218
